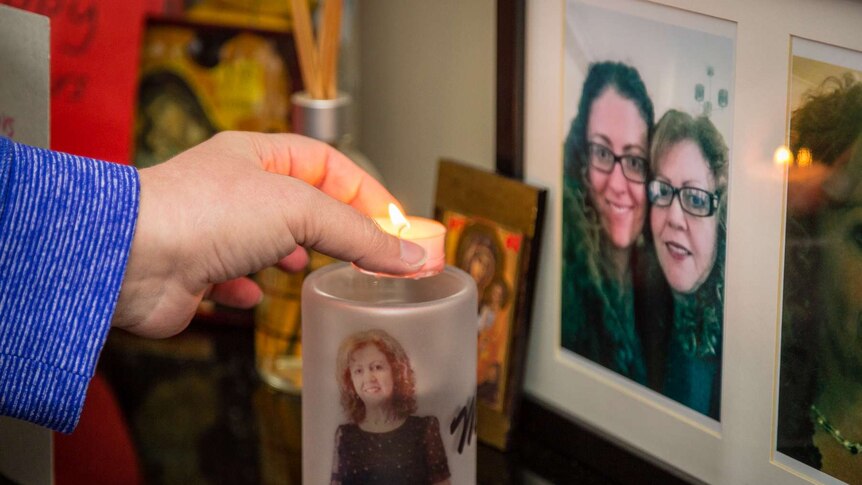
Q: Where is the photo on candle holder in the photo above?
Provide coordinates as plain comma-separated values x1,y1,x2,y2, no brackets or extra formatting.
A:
434,159,547,451
301,266,478,484
331,328,452,484
775,37,862,485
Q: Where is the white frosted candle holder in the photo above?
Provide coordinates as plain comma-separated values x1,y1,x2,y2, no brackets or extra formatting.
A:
301,262,477,484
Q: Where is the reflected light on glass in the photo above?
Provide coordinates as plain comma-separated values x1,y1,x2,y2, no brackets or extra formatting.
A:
774,146,793,165
796,147,813,168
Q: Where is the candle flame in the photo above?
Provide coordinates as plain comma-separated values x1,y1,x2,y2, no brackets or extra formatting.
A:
388,203,411,237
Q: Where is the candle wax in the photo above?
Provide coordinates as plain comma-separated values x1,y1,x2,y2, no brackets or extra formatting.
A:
373,216,446,278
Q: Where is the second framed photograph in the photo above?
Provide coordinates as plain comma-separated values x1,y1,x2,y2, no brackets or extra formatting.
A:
776,37,862,485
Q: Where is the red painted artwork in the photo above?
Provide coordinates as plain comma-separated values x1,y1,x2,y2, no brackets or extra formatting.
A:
1,0,166,163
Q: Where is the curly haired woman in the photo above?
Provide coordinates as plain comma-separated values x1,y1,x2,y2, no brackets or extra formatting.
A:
646,109,728,419
560,61,655,384
331,329,451,485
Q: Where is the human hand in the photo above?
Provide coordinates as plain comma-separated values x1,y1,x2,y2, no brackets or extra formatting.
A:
112,132,426,338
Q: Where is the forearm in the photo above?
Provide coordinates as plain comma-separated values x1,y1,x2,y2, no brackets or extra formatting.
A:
0,137,139,433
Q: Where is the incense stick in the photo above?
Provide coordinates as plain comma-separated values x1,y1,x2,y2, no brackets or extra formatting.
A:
291,0,322,98
318,0,342,99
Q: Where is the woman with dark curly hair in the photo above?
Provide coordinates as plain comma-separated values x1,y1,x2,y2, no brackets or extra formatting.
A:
561,61,655,384
646,109,728,419
778,74,862,483
331,329,451,485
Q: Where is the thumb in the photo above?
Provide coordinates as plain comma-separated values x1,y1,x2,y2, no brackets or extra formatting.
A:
288,184,427,274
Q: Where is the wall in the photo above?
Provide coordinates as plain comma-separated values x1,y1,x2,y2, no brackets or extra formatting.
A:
564,2,735,147
0,5,52,484
357,0,496,216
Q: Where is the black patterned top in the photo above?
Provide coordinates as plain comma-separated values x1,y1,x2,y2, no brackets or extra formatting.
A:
331,415,451,484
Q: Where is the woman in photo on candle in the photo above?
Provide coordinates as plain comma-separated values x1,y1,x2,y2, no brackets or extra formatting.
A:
777,74,862,484
332,329,451,485
560,61,654,384
645,109,727,419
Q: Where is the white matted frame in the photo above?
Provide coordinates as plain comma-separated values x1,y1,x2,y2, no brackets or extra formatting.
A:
522,0,862,483
560,0,734,423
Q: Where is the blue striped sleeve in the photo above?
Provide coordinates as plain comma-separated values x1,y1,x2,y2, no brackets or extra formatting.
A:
0,136,139,433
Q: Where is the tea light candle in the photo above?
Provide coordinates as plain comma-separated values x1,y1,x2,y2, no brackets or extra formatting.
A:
372,204,446,278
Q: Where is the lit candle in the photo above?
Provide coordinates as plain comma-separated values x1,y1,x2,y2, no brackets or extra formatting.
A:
372,203,446,277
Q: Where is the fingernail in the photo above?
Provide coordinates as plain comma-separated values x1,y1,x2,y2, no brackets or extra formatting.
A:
400,240,427,268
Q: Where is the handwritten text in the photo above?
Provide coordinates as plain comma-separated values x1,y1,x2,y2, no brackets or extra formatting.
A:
449,395,476,454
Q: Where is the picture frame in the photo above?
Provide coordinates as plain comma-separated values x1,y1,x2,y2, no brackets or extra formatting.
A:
134,17,300,169
775,37,862,485
560,0,734,422
511,0,862,483
434,159,547,451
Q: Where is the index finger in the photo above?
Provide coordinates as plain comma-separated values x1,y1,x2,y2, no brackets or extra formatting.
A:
247,132,401,217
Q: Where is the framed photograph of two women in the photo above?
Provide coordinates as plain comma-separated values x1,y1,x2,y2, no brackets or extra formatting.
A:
519,0,862,483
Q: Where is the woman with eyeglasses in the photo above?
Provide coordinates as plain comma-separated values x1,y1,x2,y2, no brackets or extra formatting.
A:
646,109,728,419
561,61,654,384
